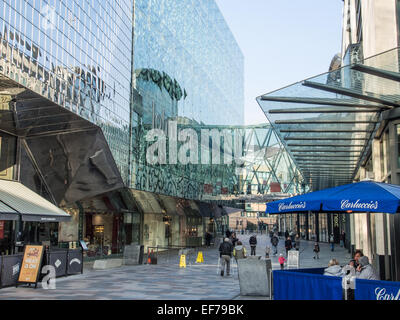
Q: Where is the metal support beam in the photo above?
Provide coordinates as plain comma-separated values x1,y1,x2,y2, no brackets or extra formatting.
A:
276,119,379,124
302,80,399,108
285,137,368,141
279,129,374,133
293,155,360,158
288,144,365,147
290,149,362,153
297,162,357,165
302,168,355,170
351,64,400,83
259,96,389,109
269,107,380,114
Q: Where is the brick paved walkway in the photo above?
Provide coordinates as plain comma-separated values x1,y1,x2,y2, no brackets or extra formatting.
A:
0,234,351,300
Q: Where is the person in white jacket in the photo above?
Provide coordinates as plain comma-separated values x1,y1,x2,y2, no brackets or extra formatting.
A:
324,259,344,277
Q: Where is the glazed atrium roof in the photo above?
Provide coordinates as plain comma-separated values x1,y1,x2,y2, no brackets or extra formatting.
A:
257,47,400,190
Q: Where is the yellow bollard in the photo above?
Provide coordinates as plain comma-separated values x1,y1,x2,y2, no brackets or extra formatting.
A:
196,251,204,263
179,254,186,268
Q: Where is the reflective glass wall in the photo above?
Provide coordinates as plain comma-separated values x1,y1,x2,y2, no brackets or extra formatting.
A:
131,0,245,200
134,0,244,126
0,0,133,183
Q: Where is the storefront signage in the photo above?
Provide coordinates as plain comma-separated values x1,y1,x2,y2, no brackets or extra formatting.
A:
278,202,306,212
17,245,44,287
340,200,378,210
375,287,400,300
355,278,400,300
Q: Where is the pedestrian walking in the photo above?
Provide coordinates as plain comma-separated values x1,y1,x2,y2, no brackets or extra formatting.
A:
205,231,212,247
271,234,279,256
284,237,292,256
219,238,233,276
289,230,295,243
233,241,247,261
225,229,232,239
278,254,286,270
249,234,257,255
230,232,238,247
340,231,345,247
295,234,300,251
265,246,271,259
285,230,289,239
313,242,320,259
329,234,335,252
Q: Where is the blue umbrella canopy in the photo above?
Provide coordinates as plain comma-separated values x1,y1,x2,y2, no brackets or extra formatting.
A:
266,181,400,214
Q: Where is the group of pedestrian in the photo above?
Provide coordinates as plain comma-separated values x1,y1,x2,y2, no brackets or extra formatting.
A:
219,229,361,277
218,229,246,276
218,231,267,276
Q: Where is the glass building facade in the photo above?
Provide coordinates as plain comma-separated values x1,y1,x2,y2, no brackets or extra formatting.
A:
0,0,133,183
0,0,307,256
131,0,245,201
134,0,244,126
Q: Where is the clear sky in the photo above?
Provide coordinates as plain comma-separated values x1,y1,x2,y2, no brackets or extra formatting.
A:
215,0,344,125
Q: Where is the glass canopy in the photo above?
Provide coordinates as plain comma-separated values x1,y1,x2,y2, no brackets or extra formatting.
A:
257,47,400,190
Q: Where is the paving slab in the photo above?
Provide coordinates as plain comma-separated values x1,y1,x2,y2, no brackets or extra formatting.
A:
0,234,351,300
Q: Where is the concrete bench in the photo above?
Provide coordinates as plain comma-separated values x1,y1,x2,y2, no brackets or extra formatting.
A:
93,259,123,270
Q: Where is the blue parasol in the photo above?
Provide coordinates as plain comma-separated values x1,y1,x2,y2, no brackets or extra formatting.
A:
266,181,400,214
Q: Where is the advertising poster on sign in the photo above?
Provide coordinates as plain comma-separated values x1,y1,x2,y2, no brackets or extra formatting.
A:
17,245,44,287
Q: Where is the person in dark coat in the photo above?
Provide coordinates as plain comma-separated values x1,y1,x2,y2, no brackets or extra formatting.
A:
230,232,238,247
284,237,292,256
285,230,289,239
219,238,233,276
225,229,232,239
249,234,257,255
271,234,279,256
340,231,345,247
205,232,212,247
313,242,320,259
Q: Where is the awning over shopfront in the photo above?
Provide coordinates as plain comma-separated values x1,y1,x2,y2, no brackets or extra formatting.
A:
130,190,163,214
0,179,71,222
157,195,183,216
266,180,400,214
257,46,400,190
195,201,212,217
223,206,242,215
175,199,202,217
210,204,225,218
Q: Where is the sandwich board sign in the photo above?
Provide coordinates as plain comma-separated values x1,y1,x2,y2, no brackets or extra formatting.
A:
287,250,299,269
17,245,44,288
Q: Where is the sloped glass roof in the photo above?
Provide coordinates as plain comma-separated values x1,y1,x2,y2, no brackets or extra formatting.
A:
257,47,400,190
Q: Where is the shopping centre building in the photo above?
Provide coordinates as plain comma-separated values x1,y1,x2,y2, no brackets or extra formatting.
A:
0,1,307,258
258,0,400,281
